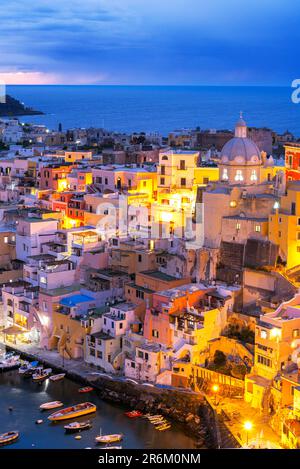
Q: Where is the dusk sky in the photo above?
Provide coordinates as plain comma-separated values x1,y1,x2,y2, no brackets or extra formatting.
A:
0,0,298,85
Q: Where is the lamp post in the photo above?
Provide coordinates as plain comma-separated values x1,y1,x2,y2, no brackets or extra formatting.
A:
243,420,253,446
212,384,219,405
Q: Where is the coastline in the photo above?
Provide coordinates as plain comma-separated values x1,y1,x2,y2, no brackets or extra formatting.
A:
1,342,213,448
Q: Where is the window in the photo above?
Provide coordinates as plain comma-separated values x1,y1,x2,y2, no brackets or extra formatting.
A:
89,348,95,357
152,329,159,338
96,351,102,359
119,322,123,329
255,225,261,232
131,362,135,368
291,202,296,215
4,236,8,244
234,169,243,181
279,231,281,238
138,254,142,262
250,169,257,181
297,232,300,240
160,177,165,185
180,160,185,170
236,223,241,230
297,247,300,253
260,330,268,339
293,329,300,338
203,177,209,184
181,178,186,186
257,354,272,367
138,350,143,359
161,165,165,175
222,168,228,180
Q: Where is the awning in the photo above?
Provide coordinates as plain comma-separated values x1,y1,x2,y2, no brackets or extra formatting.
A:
2,325,29,335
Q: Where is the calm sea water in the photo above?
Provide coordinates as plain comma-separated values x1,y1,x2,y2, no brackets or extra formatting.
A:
0,370,195,449
6,85,300,136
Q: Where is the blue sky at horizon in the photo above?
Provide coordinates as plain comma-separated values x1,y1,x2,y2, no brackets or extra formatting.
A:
0,0,298,85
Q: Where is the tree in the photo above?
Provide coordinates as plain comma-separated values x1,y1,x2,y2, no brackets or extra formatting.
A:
213,350,227,367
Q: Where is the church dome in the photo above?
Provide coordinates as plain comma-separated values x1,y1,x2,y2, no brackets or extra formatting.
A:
220,114,261,166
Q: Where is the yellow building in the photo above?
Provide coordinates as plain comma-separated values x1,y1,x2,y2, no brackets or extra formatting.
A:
269,181,300,269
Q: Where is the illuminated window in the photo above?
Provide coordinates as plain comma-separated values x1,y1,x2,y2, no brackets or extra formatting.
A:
4,236,8,243
230,200,237,208
236,223,241,230
222,168,228,180
260,330,267,339
234,170,243,181
250,169,257,181
255,225,261,232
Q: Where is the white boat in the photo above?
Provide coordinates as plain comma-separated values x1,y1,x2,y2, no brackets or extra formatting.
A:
50,373,65,382
0,354,20,372
32,368,52,382
95,433,123,444
40,401,63,410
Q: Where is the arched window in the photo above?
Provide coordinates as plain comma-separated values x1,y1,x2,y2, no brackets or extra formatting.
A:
162,155,168,160
234,170,243,182
250,169,257,181
222,168,228,181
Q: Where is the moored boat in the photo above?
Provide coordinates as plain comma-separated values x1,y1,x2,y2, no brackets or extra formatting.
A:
48,402,96,421
40,401,63,410
50,373,65,382
0,431,19,445
32,368,52,382
125,410,143,418
64,421,92,433
0,354,21,372
78,386,93,393
95,433,123,444
19,360,39,374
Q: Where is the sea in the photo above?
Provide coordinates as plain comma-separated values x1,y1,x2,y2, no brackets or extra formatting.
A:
6,85,300,137
0,370,195,449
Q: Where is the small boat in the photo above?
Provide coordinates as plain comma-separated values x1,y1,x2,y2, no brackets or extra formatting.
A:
19,360,39,374
48,402,96,422
50,373,65,382
32,368,52,382
75,435,82,440
0,354,21,372
64,421,92,433
95,433,123,444
125,410,143,418
40,401,63,410
78,386,93,393
35,420,43,425
0,431,19,445
157,424,171,431
99,446,122,450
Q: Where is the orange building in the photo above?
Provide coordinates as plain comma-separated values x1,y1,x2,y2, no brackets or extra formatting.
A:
285,144,300,181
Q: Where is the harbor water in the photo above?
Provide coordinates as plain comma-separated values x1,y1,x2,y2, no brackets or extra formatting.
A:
0,370,196,449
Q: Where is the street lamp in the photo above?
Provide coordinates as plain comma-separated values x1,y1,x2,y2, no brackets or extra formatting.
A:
243,420,253,446
212,384,219,404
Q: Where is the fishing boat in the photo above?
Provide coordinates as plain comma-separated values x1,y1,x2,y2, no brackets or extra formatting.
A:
19,360,39,374
64,421,92,433
78,386,93,393
95,433,123,444
48,402,96,422
125,410,143,418
0,431,19,445
40,401,63,410
0,354,21,372
50,373,65,382
32,368,52,382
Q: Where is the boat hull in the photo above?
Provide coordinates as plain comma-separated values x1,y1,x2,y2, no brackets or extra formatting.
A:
48,403,96,421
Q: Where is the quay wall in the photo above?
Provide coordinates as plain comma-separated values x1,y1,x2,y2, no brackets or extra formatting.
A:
4,344,239,448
